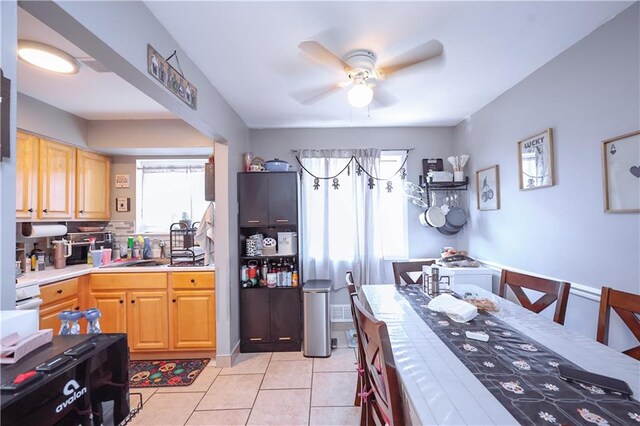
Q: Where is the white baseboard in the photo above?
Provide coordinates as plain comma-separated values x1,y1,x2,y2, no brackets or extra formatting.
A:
476,258,602,302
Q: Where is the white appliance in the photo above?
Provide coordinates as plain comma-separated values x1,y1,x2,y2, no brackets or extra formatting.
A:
424,265,494,293
15,282,43,311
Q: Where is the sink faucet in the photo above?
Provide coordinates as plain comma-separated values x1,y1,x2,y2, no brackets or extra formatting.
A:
151,239,166,258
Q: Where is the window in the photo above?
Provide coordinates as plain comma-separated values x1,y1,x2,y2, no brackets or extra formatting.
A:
136,159,209,233
378,150,409,259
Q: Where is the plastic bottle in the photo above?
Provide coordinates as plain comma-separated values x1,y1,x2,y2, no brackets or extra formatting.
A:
58,310,72,335
67,311,83,335
87,238,96,265
85,308,102,334
292,270,299,287
127,237,134,259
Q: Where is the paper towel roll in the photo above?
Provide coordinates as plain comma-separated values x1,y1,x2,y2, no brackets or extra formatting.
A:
22,223,68,238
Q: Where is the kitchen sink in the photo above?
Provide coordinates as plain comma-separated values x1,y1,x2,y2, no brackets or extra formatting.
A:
102,258,170,268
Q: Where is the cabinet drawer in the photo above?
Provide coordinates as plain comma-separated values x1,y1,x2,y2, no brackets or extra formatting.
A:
90,273,167,290
40,278,79,306
172,272,215,289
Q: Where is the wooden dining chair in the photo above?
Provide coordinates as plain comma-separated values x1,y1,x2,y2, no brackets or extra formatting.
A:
597,287,640,360
392,260,435,285
499,269,571,325
346,271,364,408
352,297,404,426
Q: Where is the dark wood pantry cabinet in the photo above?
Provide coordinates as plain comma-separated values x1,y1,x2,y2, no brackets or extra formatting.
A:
237,171,302,352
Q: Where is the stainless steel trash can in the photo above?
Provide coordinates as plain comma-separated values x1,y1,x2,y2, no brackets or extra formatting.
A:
303,279,332,357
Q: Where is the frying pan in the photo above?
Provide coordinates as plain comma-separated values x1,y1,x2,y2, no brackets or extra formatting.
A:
445,193,467,228
426,192,445,228
437,225,460,236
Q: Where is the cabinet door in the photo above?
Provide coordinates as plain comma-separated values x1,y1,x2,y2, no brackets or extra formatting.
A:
240,288,270,344
38,139,75,219
89,292,127,333
269,289,300,343
76,150,111,220
238,174,269,226
39,298,80,335
16,132,38,220
268,173,297,225
128,291,169,350
171,290,215,349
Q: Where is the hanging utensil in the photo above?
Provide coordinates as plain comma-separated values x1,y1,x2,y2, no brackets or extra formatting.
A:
426,191,445,228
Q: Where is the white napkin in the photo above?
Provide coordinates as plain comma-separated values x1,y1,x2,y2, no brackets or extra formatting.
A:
427,294,478,323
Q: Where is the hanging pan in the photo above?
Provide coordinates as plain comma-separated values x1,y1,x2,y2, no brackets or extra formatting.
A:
445,193,467,228
426,192,445,228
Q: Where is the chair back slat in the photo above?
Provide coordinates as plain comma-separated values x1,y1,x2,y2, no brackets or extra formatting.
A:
353,297,404,426
392,260,435,285
597,286,640,360
346,271,356,295
499,269,571,325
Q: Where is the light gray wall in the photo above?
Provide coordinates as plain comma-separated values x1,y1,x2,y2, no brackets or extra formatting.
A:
250,127,456,304
20,1,250,359
88,119,212,155
454,3,640,351
17,93,88,147
0,0,17,310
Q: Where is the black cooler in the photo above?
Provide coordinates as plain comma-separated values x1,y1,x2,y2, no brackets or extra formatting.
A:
1,334,129,426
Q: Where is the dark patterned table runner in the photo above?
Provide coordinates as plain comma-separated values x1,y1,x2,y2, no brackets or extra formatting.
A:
395,285,640,426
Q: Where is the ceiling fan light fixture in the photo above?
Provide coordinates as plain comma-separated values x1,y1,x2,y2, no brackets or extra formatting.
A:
18,40,79,74
347,82,373,108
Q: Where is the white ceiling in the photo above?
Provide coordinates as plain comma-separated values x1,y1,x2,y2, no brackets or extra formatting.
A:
146,1,632,129
17,8,175,121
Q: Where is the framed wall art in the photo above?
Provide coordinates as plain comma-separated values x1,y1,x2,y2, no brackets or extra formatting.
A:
476,165,500,211
517,128,554,190
147,44,197,110
602,130,640,213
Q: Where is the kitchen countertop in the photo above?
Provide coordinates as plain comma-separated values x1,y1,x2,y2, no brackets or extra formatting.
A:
17,262,215,288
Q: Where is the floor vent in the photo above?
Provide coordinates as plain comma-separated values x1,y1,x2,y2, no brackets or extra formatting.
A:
330,304,353,323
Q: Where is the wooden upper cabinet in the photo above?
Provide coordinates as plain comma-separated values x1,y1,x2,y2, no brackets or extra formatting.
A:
38,138,75,220
76,150,111,220
16,132,38,220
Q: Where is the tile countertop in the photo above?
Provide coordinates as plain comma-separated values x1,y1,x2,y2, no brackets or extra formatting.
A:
17,262,215,288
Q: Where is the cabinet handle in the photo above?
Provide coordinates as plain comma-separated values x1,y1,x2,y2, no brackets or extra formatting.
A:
249,337,262,341
42,209,48,214
172,299,176,303
275,219,289,223
278,337,292,341
79,210,84,214
131,300,135,304
119,300,124,304
74,306,80,310
248,220,261,224
190,279,195,283
28,208,34,213
57,290,63,294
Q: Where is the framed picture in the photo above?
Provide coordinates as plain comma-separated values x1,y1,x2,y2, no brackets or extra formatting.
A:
476,165,500,210
116,197,130,212
115,174,130,188
147,44,197,110
602,130,640,213
517,128,554,190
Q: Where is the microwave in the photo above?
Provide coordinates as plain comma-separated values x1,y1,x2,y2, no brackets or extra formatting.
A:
64,231,114,265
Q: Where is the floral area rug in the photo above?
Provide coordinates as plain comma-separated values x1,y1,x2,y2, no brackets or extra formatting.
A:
129,358,210,388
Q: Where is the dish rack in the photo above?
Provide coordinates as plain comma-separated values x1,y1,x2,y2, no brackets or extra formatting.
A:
169,222,204,266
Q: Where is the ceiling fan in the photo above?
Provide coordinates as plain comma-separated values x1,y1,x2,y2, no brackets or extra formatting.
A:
295,39,443,109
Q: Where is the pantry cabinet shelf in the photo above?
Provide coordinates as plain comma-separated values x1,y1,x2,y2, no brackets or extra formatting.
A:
240,254,297,260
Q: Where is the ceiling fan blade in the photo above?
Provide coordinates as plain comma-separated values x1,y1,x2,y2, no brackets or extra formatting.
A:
378,39,444,78
298,40,349,72
370,84,397,109
291,82,346,105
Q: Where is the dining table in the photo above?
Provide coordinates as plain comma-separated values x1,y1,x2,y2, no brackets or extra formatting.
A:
361,284,640,425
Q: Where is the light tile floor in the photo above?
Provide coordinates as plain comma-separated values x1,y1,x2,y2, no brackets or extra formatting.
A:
129,331,360,426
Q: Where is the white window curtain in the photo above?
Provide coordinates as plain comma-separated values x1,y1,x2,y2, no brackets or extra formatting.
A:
299,148,389,290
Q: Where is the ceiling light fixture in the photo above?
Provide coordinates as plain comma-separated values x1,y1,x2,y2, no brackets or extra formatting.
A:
347,81,373,108
18,40,80,74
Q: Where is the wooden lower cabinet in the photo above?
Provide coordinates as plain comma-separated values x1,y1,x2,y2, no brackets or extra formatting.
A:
39,298,80,335
240,287,301,352
89,292,127,334
171,290,216,349
129,291,169,351
87,271,215,352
